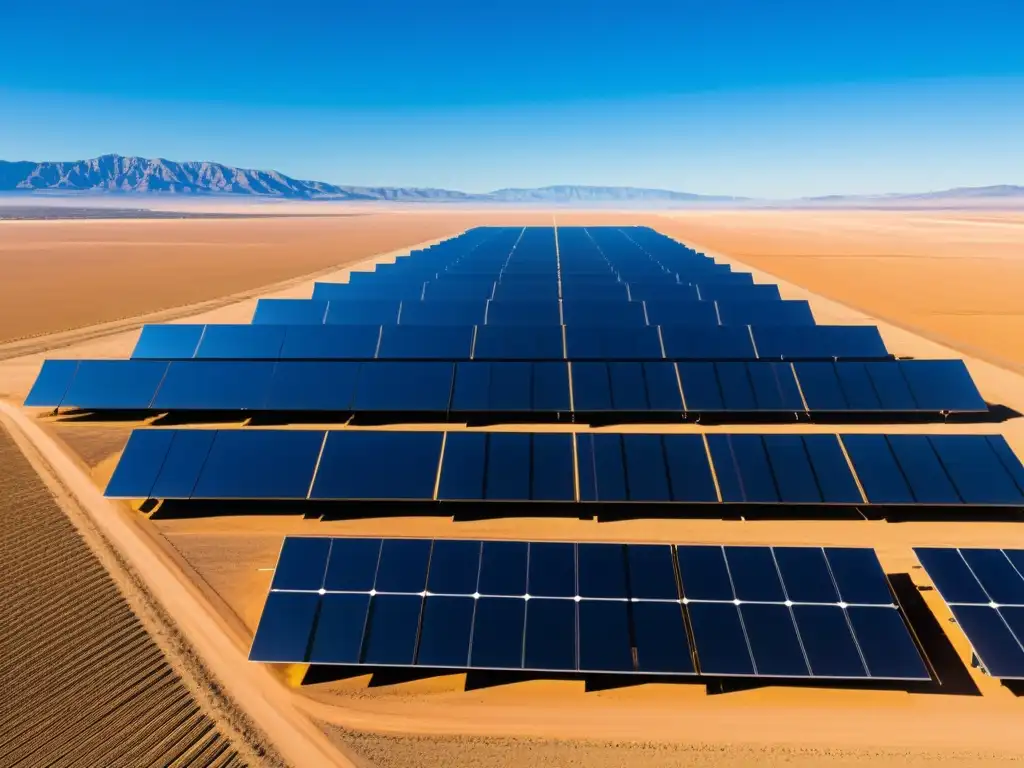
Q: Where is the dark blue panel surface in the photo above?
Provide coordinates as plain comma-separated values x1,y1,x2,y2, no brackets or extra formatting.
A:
622,434,671,502
248,591,319,662
469,597,525,669
677,546,734,601
959,549,1024,606
524,598,576,671
104,428,176,498
374,538,432,593
252,298,330,325
773,547,840,604
861,363,915,410
24,360,79,407
628,284,701,304
272,536,331,593
688,602,755,676
899,360,987,412
323,537,382,593
677,363,723,411
725,546,786,602
131,324,205,360
473,326,564,360
792,363,848,411
914,548,990,604
577,544,628,599
662,434,718,503
950,605,1024,678
416,596,474,667
351,361,454,412
578,600,634,672
987,436,1024,495
763,435,822,504
533,362,571,411
626,545,679,600
265,362,359,412
748,363,805,411
528,542,576,597
361,595,424,665
929,435,1024,506
400,299,486,326
376,325,474,360
481,362,533,411
632,601,694,674
570,362,612,411
279,325,381,360
576,434,627,502
195,325,287,360
715,363,756,410
707,434,779,503
484,300,561,326
151,361,276,410
740,604,810,677
606,362,649,410
792,605,867,678
717,299,814,326
478,541,528,596
824,548,894,605
753,326,889,361
642,299,718,326
803,435,863,504
309,593,371,664
427,539,482,595
484,432,531,500
324,299,401,325
192,429,324,499
846,606,929,679
61,360,167,410
661,326,756,360
697,283,781,302
449,362,490,412
565,327,663,361
531,434,576,501
886,435,960,504
311,431,443,500
436,432,486,500
562,300,646,328
842,435,914,504
642,363,685,410
149,429,216,499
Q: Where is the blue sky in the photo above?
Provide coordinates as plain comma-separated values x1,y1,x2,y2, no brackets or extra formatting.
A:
1,1,1022,197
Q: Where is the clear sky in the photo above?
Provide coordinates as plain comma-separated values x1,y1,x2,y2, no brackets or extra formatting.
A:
1,0,1022,197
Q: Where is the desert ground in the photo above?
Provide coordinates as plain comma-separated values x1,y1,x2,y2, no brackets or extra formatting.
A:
3,209,1024,767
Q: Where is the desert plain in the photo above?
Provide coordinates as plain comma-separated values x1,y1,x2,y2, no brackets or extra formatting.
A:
3,207,1024,767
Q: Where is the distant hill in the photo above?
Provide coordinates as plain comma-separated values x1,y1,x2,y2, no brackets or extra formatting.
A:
0,154,737,202
802,185,1024,203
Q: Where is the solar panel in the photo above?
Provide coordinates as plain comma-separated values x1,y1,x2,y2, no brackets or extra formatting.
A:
449,362,570,413
751,326,890,361
915,548,1024,679
131,324,205,360
570,362,684,413
484,300,561,326
399,299,487,326
252,298,329,325
351,362,455,412
251,537,929,681
60,360,168,410
472,326,565,360
376,325,475,360
310,431,443,500
438,432,575,501
263,362,360,411
23,360,80,408
660,326,757,360
641,300,720,327
279,325,381,360
696,283,782,302
151,361,277,410
561,301,647,327
716,299,815,327
194,325,288,360
565,326,664,360
324,299,403,325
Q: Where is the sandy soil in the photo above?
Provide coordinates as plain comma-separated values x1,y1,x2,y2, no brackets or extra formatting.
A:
5,211,1024,767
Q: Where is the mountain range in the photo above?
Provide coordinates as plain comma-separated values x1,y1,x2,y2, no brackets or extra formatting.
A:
0,154,1020,203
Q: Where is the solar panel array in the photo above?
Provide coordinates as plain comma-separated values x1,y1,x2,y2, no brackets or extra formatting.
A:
104,428,1024,507
914,548,1024,679
250,536,930,681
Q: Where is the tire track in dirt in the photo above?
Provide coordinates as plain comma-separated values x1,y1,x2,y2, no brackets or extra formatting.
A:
0,424,255,767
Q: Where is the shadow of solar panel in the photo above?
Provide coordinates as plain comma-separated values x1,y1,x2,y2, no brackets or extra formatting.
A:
752,326,889,360
191,429,325,499
131,324,205,360
473,326,565,360
399,299,487,326
351,362,454,412
324,299,402,325
484,300,561,326
252,298,330,325
264,362,359,411
660,326,756,360
898,360,987,412
641,300,719,326
376,325,474,360
24,359,80,407
59,360,168,410
561,300,647,327
310,431,443,500
192,324,287,360
716,300,815,326
565,327,663,360
104,429,176,498
279,325,381,360
696,284,781,302
150,361,277,410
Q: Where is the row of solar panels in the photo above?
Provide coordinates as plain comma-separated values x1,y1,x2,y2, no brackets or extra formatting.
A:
250,537,929,681
916,548,1024,679
105,429,1024,507
344,265,745,284
118,323,890,362
27,359,987,416
251,297,813,327
310,280,780,303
